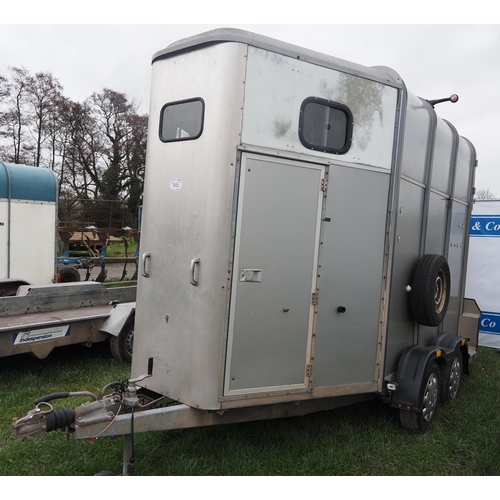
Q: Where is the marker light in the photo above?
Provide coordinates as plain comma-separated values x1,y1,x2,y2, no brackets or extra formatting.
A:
450,94,459,103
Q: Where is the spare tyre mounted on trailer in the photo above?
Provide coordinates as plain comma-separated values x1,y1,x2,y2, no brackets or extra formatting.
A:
411,254,451,327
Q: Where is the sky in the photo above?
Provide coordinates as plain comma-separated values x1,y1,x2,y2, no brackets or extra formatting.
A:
2,3,499,194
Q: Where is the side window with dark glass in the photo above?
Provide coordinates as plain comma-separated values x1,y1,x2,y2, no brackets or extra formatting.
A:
159,98,205,143
299,97,353,154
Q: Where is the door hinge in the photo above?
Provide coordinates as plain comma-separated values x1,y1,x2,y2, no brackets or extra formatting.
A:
321,179,328,192
306,364,313,377
311,292,319,305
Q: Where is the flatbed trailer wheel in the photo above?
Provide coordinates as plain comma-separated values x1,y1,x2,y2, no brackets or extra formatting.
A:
400,361,440,433
110,315,134,363
439,352,463,404
411,254,450,326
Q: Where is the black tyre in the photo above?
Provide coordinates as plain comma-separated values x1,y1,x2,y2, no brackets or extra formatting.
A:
411,254,450,326
59,267,81,283
110,315,134,363
439,352,463,404
400,361,440,433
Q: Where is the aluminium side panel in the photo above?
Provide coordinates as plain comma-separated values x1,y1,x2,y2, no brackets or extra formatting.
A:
419,118,455,346
442,136,476,334
384,93,432,375
241,46,398,170
385,91,476,374
131,42,248,410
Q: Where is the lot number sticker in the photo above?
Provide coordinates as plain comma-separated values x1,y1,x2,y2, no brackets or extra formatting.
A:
170,178,182,191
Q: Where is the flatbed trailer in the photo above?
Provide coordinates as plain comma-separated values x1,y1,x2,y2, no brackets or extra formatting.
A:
0,282,136,362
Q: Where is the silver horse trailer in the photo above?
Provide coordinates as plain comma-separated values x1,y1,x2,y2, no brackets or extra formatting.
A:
13,29,480,475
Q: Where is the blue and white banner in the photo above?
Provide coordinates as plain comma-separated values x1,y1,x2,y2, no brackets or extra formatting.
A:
470,215,500,237
466,200,500,348
479,311,500,335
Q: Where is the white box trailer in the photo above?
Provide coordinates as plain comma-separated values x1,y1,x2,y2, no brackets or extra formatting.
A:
13,29,480,475
0,162,58,293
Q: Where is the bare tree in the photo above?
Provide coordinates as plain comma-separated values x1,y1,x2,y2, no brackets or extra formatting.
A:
60,99,104,199
0,68,147,229
0,75,9,158
25,71,63,167
475,189,496,200
0,67,31,164
0,75,8,103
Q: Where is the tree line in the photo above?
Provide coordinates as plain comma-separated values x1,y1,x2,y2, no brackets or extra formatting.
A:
0,67,147,228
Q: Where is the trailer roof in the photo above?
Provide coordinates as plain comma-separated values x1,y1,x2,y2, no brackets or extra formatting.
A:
0,162,57,203
153,28,404,89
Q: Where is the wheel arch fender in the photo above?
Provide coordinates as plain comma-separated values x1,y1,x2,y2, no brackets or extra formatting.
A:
0,278,31,296
99,302,135,337
431,333,470,376
391,345,443,412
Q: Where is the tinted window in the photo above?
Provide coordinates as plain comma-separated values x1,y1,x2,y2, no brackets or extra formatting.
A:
159,98,204,143
299,98,352,154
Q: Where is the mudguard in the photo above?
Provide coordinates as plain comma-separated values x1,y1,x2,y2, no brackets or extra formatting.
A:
0,278,31,297
390,344,443,412
98,302,136,337
390,334,468,412
431,333,469,375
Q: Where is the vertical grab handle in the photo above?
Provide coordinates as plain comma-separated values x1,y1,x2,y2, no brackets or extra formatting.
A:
190,258,200,286
142,252,151,278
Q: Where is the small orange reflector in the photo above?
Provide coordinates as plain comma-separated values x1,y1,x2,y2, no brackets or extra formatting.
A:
461,339,466,346
435,350,442,357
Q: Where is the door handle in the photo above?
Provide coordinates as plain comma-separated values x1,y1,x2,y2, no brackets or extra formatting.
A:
142,252,151,278
190,258,200,286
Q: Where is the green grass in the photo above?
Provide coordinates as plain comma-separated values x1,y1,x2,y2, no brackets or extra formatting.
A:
106,238,137,257
1,344,499,476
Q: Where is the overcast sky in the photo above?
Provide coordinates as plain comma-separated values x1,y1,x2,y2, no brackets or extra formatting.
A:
1,7,499,193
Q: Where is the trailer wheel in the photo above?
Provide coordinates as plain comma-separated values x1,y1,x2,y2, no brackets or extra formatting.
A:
410,254,450,326
110,315,134,363
399,361,440,433
439,352,463,404
58,267,81,283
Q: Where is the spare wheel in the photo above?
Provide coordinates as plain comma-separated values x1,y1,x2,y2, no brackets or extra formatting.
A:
410,254,450,327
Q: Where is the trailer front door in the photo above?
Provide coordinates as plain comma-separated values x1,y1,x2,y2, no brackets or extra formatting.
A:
224,153,324,396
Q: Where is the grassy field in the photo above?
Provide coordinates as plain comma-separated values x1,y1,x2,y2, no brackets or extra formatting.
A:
1,342,499,476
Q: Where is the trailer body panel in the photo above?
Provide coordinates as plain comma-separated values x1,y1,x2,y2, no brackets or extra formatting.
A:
0,162,57,287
